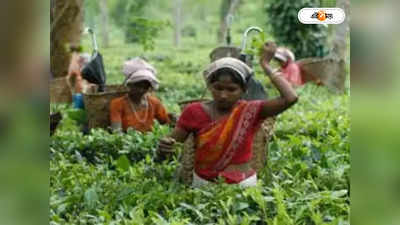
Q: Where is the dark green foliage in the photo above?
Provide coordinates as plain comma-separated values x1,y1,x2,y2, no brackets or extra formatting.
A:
320,0,337,7
50,86,349,224
109,0,166,50
50,124,170,165
124,18,167,50
264,0,330,58
110,0,148,28
51,2,349,223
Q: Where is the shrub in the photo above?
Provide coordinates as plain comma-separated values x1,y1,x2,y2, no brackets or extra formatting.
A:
264,0,330,58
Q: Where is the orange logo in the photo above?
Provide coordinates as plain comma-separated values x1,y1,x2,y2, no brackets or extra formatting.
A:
317,10,326,21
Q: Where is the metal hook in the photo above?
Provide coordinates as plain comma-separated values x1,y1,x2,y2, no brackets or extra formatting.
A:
84,27,98,53
240,26,263,52
226,14,234,28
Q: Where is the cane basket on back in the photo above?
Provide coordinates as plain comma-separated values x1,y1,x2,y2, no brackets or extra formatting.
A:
83,85,128,130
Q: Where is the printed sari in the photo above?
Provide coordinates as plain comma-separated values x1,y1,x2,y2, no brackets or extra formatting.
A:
178,100,265,184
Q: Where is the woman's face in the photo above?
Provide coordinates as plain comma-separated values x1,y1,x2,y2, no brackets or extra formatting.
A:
127,80,151,99
277,58,288,67
209,74,244,111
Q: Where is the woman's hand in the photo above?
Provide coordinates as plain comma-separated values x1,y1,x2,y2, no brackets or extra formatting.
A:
168,113,178,125
264,41,277,56
156,137,176,161
259,42,277,76
155,127,189,162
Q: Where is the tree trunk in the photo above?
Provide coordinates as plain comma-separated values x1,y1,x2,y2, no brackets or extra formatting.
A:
51,0,55,25
331,0,350,91
217,0,240,44
173,0,182,47
50,0,84,78
332,0,350,60
99,0,109,48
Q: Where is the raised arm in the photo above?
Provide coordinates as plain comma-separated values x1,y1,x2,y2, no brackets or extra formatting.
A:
258,43,298,118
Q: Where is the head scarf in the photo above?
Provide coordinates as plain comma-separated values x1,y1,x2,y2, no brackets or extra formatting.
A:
203,57,253,85
122,57,159,89
274,47,295,63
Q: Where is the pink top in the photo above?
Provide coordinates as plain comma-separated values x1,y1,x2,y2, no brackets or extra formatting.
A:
281,62,304,86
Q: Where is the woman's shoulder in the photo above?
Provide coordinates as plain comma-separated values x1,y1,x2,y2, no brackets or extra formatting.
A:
177,101,210,131
147,95,165,107
182,101,205,113
179,102,209,120
147,94,160,102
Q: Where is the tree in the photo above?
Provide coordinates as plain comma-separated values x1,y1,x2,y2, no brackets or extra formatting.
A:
109,0,164,50
51,0,84,78
332,0,349,60
265,0,329,58
329,0,350,91
218,0,241,44
110,0,147,30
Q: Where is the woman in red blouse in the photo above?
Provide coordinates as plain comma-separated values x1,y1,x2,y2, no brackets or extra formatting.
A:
158,42,298,187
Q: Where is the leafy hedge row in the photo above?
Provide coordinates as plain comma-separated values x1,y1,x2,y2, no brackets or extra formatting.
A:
50,85,349,224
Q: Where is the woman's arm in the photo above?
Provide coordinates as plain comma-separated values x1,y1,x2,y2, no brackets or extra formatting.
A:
259,42,278,76
258,43,298,118
158,103,199,152
158,127,189,152
156,127,189,161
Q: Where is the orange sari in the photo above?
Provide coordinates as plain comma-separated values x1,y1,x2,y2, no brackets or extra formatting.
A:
193,100,264,183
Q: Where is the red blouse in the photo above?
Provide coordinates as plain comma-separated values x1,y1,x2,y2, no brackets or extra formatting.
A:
177,101,266,170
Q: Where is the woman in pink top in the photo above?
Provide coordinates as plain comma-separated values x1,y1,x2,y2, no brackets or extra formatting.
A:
273,47,304,86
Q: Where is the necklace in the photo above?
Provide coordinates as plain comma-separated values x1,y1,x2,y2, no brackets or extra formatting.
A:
128,96,150,124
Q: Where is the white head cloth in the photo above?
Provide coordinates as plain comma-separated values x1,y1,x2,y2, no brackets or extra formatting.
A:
122,57,159,89
274,47,295,62
203,57,253,84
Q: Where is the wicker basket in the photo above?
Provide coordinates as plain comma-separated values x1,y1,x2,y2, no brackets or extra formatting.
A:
176,100,276,185
249,117,275,172
50,77,72,103
83,85,128,129
297,56,345,91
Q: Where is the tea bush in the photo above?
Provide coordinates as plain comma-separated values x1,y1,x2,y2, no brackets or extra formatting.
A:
51,84,349,224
